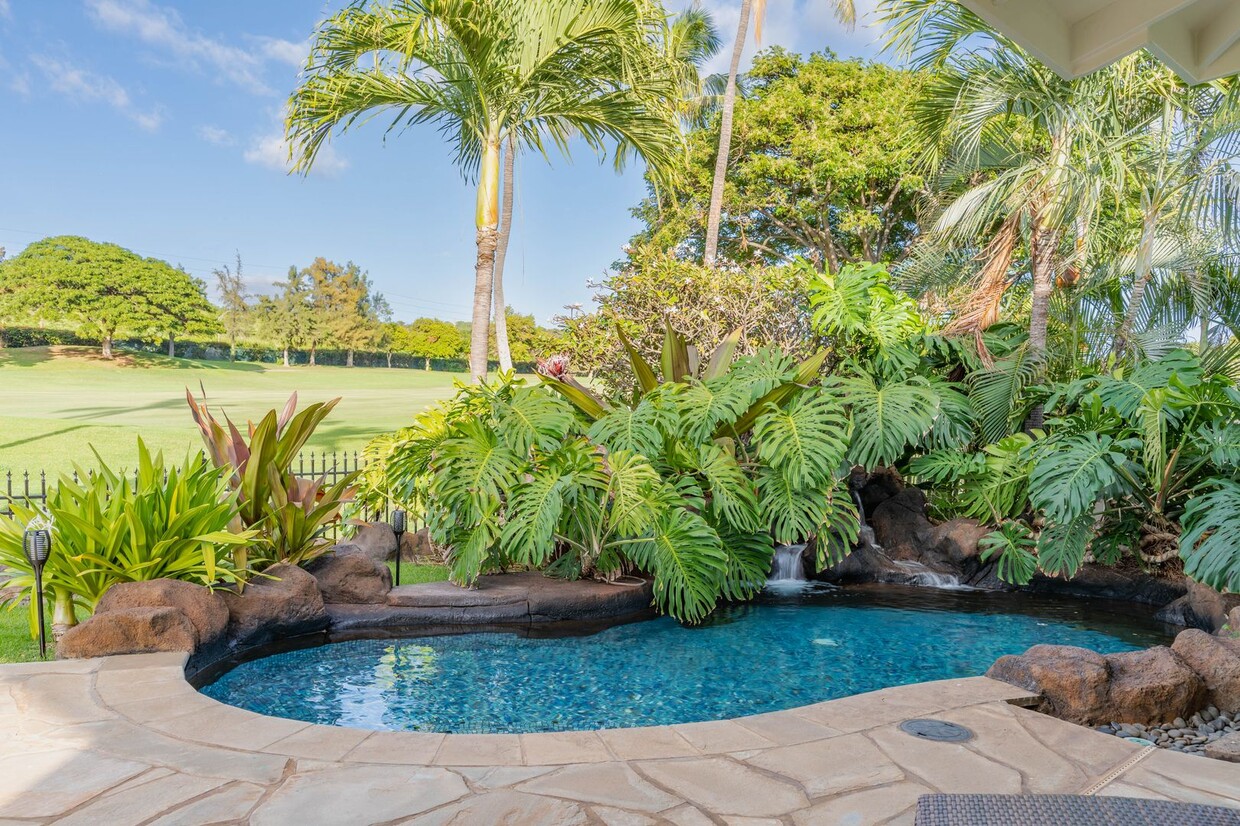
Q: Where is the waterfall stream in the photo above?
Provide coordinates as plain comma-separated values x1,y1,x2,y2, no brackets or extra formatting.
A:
850,486,966,590
768,544,808,582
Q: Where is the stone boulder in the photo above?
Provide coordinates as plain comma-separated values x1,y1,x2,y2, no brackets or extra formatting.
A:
857,466,904,518
308,551,392,605
928,518,989,566
986,645,1111,725
1155,581,1240,632
400,528,441,562
220,563,328,648
1103,647,1207,725
58,607,197,658
1170,629,1240,712
95,579,228,647
1227,606,1240,636
870,487,933,557
345,522,398,564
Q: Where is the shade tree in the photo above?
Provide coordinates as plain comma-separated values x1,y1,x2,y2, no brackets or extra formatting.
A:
0,235,217,359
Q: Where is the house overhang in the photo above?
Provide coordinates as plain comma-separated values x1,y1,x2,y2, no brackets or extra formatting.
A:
959,0,1240,84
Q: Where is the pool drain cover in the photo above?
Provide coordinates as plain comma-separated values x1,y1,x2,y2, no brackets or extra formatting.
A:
898,719,974,742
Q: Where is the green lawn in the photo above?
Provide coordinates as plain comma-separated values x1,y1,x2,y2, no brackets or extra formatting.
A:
0,606,51,663
387,562,450,586
0,346,465,476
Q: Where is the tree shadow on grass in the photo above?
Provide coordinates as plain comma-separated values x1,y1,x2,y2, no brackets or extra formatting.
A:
0,423,91,451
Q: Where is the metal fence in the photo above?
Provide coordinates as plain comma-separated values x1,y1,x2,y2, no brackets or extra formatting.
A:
2,450,368,518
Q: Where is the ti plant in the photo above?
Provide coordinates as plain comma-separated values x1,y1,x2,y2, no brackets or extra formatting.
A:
0,440,254,636
187,391,356,570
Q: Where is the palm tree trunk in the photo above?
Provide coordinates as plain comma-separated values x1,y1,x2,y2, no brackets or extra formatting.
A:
1025,221,1057,431
493,134,516,373
703,0,752,267
470,136,502,382
1028,222,1057,353
1115,209,1157,358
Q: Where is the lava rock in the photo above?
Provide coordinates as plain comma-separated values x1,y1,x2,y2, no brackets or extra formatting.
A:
1154,581,1240,632
344,522,398,564
870,487,934,556
1023,566,1187,608
307,550,392,605
400,528,441,562
220,563,328,648
857,466,905,517
986,645,1111,725
58,607,197,658
95,579,228,647
1171,629,1240,712
1103,647,1208,726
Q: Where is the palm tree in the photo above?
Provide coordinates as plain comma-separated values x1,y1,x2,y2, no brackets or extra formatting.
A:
703,0,855,266
1107,81,1240,357
883,1,1124,360
287,0,683,381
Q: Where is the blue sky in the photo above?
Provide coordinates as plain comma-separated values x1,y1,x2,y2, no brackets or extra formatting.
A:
0,0,884,325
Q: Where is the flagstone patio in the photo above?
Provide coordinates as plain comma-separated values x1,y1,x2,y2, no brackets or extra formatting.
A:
1,653,1236,824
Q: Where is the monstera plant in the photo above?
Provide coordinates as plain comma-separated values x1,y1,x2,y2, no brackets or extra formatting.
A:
365,323,858,623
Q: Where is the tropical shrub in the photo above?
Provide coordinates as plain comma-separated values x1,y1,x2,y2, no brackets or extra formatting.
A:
0,441,253,636
807,261,980,466
955,349,1240,588
187,392,356,569
366,325,858,623
557,248,817,393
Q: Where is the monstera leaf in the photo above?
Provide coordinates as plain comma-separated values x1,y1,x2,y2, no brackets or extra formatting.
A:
1181,478,1240,593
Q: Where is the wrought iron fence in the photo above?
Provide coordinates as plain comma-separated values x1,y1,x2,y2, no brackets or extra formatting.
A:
2,450,368,518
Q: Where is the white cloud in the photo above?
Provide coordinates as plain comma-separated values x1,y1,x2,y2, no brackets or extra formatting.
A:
244,132,348,176
688,0,885,75
85,0,280,94
198,125,235,146
30,54,163,129
0,1,11,20
251,35,308,68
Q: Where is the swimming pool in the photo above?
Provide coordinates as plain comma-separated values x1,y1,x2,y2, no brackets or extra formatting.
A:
200,584,1172,733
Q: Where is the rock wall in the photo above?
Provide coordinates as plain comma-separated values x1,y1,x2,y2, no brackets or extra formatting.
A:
819,469,1234,632
56,529,656,674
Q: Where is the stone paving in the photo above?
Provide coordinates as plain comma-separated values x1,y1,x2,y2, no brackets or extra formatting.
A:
1,653,1237,824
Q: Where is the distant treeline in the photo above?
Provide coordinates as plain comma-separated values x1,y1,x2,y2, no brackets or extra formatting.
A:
0,236,560,367
0,326,538,372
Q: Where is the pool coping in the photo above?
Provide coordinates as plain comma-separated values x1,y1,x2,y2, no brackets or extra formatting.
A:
114,652,1054,766
4,652,1238,823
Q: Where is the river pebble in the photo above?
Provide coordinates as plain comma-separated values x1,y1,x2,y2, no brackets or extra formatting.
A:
1096,706,1240,757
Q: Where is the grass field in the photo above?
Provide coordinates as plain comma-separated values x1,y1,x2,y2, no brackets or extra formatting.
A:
0,346,465,476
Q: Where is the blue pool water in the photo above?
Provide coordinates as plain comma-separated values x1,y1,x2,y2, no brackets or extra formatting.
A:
200,585,1172,733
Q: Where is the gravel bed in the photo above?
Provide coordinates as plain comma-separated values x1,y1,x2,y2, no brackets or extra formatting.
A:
1097,706,1238,756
